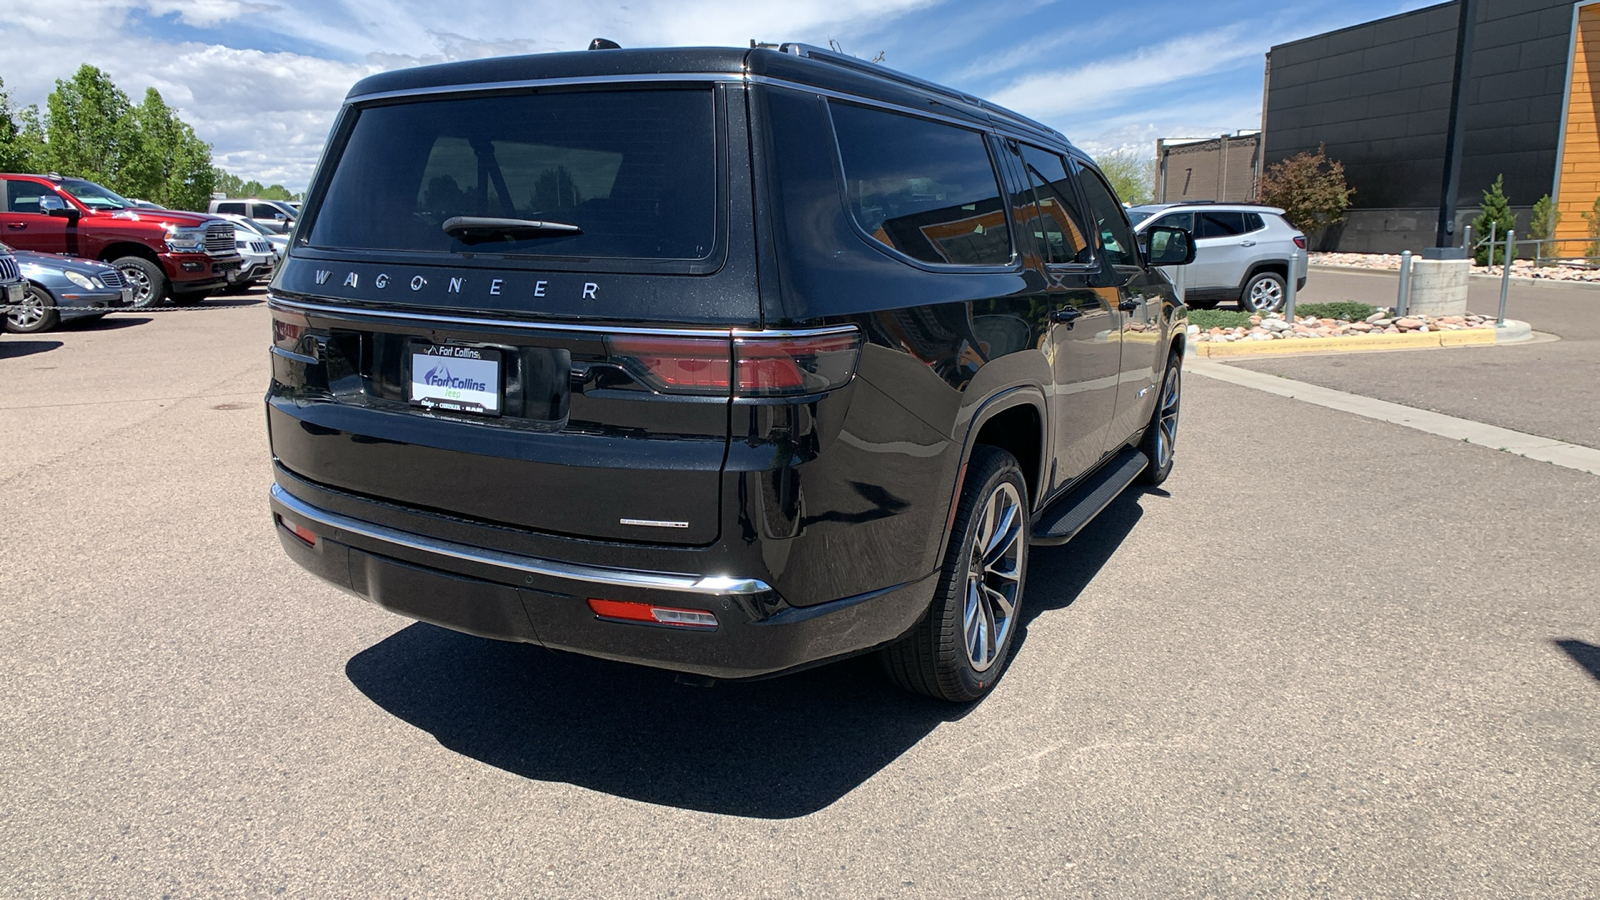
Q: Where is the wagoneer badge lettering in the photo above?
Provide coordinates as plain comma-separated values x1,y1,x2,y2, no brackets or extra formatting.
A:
302,268,603,301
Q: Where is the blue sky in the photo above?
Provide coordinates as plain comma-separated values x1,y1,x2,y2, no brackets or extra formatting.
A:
1,0,1442,190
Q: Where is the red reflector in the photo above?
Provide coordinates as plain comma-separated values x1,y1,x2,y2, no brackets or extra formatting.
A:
277,515,317,547
587,598,718,629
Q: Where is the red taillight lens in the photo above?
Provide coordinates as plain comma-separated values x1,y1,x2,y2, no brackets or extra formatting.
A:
734,332,861,396
1293,236,1307,249
271,309,309,351
587,598,719,629
606,329,861,397
605,335,732,394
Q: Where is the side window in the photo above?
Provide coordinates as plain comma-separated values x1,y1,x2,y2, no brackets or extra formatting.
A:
1195,211,1246,239
1152,211,1194,232
1019,145,1092,265
6,180,51,214
251,203,282,219
830,102,1013,266
1243,212,1265,232
218,201,245,215
1074,165,1139,267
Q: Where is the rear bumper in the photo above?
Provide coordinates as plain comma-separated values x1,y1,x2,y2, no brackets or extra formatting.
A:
270,484,934,679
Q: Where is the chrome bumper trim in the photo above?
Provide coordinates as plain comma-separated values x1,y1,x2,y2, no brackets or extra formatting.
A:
270,484,773,596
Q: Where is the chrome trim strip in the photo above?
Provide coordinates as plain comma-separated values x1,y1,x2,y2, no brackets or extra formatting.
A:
269,294,859,340
272,484,773,596
349,72,745,104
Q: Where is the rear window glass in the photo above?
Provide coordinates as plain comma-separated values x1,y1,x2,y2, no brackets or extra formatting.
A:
308,89,717,261
829,102,1012,266
1194,211,1247,239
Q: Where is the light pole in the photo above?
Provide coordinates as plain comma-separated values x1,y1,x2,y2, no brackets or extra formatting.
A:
1431,0,1479,257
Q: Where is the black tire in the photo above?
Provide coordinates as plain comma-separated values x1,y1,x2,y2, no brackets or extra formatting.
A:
882,445,1029,702
5,283,61,333
1239,270,1286,313
1138,350,1182,486
112,256,168,309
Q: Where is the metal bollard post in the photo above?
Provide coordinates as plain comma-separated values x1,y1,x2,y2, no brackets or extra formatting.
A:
1498,229,1514,326
1283,264,1297,321
1486,221,1496,266
1396,250,1413,318
1462,223,1472,253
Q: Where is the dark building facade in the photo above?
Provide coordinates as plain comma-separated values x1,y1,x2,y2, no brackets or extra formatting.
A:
1264,1,1579,252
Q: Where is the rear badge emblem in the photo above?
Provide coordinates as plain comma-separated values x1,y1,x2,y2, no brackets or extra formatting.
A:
620,518,690,529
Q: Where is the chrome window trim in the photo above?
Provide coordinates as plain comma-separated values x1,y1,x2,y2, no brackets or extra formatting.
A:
347,72,745,104
269,294,857,340
272,484,773,596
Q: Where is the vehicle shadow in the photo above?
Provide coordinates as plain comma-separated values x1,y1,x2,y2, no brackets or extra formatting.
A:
65,316,151,331
197,296,263,309
1018,488,1146,627
1554,639,1600,683
0,339,63,359
346,626,969,818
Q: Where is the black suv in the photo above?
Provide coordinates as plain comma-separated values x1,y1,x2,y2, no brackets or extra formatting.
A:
266,44,1194,702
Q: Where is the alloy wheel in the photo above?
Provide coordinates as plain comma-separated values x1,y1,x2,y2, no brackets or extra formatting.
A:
120,264,156,309
7,288,47,331
963,481,1024,672
1247,277,1284,312
1154,364,1181,469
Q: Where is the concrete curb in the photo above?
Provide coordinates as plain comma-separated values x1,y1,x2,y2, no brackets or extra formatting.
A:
1190,320,1532,359
1310,263,1600,292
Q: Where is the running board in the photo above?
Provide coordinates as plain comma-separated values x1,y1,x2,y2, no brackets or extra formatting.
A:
1030,448,1148,546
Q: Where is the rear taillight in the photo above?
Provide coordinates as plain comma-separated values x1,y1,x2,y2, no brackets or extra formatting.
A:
1293,236,1307,249
605,329,860,397
587,598,718,629
271,308,309,351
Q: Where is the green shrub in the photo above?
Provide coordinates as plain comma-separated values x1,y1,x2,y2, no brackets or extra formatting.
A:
1291,301,1376,321
1188,309,1253,329
1471,175,1515,266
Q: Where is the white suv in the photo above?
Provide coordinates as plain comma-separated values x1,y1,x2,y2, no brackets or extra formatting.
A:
1128,203,1308,312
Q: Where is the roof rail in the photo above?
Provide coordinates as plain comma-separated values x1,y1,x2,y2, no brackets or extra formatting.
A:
772,42,1066,143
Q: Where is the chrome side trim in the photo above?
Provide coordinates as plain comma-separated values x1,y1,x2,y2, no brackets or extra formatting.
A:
271,484,773,596
268,294,858,340
348,73,745,104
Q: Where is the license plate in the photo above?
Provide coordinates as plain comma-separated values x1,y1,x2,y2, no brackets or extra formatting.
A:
409,344,502,416
118,288,133,306
4,283,22,304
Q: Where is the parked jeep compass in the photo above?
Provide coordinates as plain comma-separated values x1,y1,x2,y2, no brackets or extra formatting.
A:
267,44,1194,701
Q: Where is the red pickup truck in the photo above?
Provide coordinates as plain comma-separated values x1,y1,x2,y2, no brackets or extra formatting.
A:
0,173,243,307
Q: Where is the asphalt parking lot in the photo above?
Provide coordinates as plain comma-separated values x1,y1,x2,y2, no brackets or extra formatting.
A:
2,292,1596,897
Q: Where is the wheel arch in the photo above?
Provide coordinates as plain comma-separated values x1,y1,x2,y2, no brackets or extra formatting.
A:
952,386,1048,513
99,242,162,266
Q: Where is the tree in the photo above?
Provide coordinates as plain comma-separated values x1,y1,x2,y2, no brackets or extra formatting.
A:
1528,194,1558,265
1470,175,1515,266
1257,144,1353,236
43,65,140,186
1096,149,1153,205
126,88,213,210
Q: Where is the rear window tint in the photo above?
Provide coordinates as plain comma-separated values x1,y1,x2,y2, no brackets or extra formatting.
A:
1194,211,1246,239
1243,212,1265,232
308,89,717,261
829,102,1012,266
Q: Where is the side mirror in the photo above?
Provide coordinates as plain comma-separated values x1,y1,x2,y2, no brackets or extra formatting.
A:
273,213,286,221
1142,225,1195,266
38,194,76,218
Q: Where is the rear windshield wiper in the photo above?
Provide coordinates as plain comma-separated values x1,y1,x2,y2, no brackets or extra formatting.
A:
442,216,582,244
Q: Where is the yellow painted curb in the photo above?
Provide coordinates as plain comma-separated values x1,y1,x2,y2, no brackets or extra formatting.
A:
1192,328,1496,358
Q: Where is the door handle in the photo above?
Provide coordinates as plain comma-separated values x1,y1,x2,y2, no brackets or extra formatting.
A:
5,223,24,229
1050,307,1084,325
1240,240,1256,247
1118,298,1141,312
